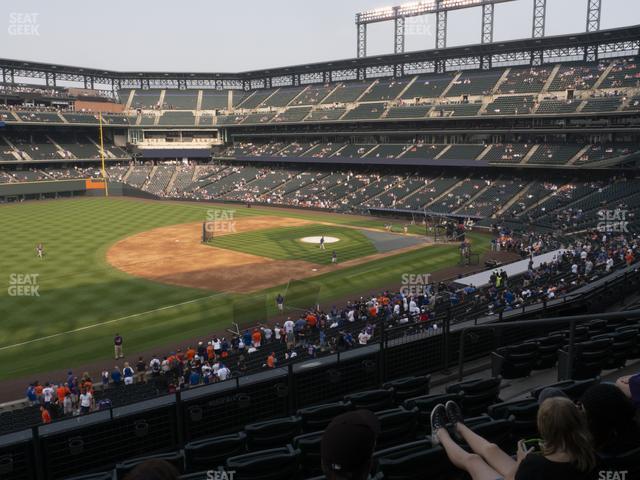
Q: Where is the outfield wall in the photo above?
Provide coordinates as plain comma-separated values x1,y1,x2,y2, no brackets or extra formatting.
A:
0,181,158,201
0,180,87,198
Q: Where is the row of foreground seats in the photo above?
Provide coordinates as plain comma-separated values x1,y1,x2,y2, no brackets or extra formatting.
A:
65,376,639,479
492,318,640,379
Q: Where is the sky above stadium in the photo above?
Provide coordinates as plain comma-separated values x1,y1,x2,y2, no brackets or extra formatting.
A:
2,0,640,73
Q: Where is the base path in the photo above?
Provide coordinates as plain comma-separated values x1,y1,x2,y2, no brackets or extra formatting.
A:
106,216,438,294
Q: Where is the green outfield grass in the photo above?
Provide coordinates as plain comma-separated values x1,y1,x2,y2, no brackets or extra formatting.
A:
209,224,377,264
0,197,491,381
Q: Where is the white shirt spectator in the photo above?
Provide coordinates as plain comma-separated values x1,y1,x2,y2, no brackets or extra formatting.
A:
606,257,614,272
217,366,230,381
409,300,419,314
63,395,73,415
263,327,272,341
283,320,295,334
42,386,54,403
150,358,161,373
80,392,92,408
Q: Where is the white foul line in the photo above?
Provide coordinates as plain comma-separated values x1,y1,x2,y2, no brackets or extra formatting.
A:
0,292,225,351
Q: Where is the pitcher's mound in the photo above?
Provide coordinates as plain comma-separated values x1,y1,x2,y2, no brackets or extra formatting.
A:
300,236,340,244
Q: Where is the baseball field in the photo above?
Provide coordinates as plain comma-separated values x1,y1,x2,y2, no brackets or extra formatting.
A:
0,197,491,384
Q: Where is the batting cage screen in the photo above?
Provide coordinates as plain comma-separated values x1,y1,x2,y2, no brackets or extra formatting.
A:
282,279,322,312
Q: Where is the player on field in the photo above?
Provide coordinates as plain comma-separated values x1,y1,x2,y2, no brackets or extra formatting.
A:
320,235,325,250
36,243,44,259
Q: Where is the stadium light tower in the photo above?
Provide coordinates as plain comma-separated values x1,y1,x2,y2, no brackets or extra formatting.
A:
355,0,518,57
481,2,494,44
586,0,601,32
585,0,602,61
532,0,546,38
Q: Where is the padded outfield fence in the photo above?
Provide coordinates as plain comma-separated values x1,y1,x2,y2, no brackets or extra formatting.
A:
1,268,640,480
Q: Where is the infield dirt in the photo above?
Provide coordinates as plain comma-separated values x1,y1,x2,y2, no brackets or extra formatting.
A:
106,216,436,293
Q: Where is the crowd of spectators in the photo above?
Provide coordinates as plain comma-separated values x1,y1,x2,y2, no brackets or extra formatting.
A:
18,228,639,425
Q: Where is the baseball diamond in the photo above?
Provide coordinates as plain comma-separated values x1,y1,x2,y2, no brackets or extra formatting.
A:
0,197,491,382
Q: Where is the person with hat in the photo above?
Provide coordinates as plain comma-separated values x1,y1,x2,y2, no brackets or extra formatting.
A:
321,410,380,480
580,382,640,456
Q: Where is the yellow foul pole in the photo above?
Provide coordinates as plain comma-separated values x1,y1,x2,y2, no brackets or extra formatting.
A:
98,112,109,197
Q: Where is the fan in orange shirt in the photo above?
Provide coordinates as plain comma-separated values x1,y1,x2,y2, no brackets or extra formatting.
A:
306,312,317,328
56,384,70,403
266,352,276,368
251,329,262,348
625,250,635,266
186,347,196,361
40,406,51,424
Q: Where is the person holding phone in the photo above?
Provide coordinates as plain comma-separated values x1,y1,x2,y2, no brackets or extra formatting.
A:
430,397,595,480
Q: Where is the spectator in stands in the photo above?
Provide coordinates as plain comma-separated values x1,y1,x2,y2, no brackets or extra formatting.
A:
111,366,122,386
136,357,146,383
430,397,595,479
321,410,380,480
217,363,230,381
580,383,640,456
26,383,37,405
40,406,51,425
123,459,179,480
79,387,93,415
616,372,640,407
42,383,54,410
123,362,135,385
101,369,109,387
62,391,73,416
266,351,276,369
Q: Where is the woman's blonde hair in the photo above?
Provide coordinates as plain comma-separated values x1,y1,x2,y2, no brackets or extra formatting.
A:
537,397,596,472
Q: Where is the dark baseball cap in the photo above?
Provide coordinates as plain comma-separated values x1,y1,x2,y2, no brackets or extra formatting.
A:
321,410,381,476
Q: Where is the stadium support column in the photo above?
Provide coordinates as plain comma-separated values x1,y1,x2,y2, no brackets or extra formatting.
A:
585,0,601,61
394,7,405,55
356,14,367,58
45,72,56,88
480,2,494,70
435,2,447,49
